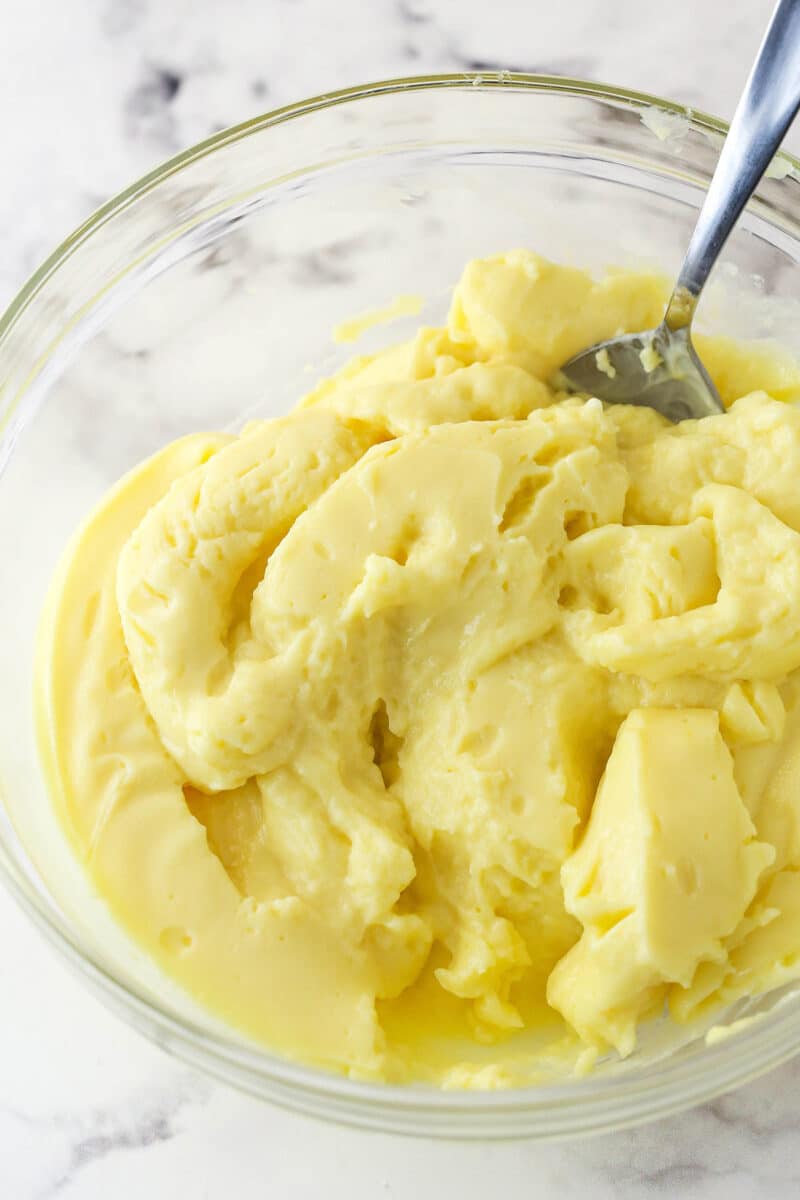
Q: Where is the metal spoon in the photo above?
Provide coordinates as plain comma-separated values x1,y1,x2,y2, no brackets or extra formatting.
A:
556,0,800,423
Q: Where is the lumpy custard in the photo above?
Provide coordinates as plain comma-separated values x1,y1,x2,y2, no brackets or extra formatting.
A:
36,251,800,1086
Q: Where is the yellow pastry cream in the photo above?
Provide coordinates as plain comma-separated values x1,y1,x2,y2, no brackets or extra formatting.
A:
36,251,800,1087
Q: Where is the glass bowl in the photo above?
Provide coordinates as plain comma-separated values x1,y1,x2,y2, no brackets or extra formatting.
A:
3,74,800,1141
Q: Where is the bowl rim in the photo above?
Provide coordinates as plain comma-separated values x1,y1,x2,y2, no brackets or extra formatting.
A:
5,70,800,347
4,71,800,1138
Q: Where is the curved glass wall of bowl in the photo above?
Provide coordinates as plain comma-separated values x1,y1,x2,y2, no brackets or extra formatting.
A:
2,77,800,1138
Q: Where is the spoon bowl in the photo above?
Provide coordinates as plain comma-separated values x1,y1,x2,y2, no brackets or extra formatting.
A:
556,323,724,422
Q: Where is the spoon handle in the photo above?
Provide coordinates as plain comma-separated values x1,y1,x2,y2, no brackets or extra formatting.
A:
665,0,800,330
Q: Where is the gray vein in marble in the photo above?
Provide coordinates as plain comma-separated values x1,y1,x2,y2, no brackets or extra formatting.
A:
2,1077,208,1200
396,0,430,24
50,1111,176,1198
318,237,397,290
123,63,185,152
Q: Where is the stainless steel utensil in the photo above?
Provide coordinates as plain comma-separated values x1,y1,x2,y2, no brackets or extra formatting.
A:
556,0,800,422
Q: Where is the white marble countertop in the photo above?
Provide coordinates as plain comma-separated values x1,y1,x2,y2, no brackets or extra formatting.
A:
3,0,800,1195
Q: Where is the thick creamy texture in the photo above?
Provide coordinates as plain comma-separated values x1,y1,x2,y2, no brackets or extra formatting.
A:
36,251,800,1087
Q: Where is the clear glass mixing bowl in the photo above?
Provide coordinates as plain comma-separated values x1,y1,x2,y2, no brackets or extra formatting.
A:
3,75,800,1141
